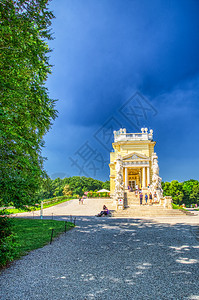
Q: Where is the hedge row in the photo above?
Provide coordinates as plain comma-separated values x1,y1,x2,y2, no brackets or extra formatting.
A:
43,195,77,204
87,192,110,198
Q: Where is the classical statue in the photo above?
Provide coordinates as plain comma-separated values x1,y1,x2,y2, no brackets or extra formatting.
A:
114,155,124,202
115,155,123,175
151,153,163,200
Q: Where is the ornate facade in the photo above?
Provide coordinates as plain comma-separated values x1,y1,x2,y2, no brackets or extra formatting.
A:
109,128,165,209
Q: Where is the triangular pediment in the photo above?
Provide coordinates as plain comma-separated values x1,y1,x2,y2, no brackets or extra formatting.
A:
122,152,149,161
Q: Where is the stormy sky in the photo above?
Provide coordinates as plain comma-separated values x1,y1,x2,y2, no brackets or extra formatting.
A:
44,0,199,182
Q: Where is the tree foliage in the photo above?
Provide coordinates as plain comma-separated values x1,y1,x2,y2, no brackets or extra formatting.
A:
0,0,57,208
162,179,199,206
62,184,72,197
38,176,110,199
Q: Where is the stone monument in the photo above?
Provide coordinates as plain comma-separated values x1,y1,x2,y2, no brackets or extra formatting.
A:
114,155,124,209
150,152,163,201
109,128,173,210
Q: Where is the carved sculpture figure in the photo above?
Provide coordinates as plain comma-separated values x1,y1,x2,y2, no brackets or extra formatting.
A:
114,155,124,203
151,152,163,200
115,155,123,174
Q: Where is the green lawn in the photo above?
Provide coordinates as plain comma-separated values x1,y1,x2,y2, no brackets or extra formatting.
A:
172,203,187,210
4,197,73,214
13,218,74,258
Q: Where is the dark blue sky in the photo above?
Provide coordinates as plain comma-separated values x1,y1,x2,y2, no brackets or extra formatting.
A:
44,0,199,182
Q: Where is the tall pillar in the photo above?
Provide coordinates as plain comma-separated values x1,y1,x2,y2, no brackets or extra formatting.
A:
147,167,150,186
125,167,128,188
139,170,141,189
142,167,146,188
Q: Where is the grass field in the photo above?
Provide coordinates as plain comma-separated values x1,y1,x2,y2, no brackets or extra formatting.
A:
3,197,73,214
13,218,74,258
172,203,187,210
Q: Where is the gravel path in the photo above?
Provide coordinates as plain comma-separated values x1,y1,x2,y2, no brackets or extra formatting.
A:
0,215,199,300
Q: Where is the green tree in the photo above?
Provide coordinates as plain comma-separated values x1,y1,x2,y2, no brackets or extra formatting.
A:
162,181,170,196
37,178,52,200
162,180,184,205
182,180,199,206
0,0,57,208
69,176,104,195
189,182,199,205
36,176,110,199
52,178,64,197
103,180,110,190
62,184,72,197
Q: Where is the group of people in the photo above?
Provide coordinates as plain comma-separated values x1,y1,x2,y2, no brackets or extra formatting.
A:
139,191,157,205
128,184,139,192
128,184,158,205
190,203,198,208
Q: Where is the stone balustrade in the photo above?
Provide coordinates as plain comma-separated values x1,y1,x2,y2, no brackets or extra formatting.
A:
114,128,153,142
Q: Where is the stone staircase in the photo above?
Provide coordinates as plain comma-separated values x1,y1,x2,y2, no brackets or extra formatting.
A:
125,191,140,206
113,205,188,217
113,191,193,218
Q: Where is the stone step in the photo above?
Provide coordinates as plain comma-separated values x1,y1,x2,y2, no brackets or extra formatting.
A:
120,193,196,217
127,198,140,202
127,199,145,205
126,202,140,206
113,212,185,217
127,198,140,201
126,194,137,198
182,210,196,216
113,205,187,217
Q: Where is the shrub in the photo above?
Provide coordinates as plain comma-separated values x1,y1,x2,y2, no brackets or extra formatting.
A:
0,213,18,268
62,185,72,197
87,191,110,198
43,195,75,204
0,234,18,268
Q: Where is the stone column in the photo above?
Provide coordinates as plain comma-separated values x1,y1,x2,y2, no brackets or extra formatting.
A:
147,167,150,186
125,167,128,189
142,167,146,188
139,170,141,189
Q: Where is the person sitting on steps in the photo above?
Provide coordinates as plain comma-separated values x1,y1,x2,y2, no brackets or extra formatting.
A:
96,205,109,217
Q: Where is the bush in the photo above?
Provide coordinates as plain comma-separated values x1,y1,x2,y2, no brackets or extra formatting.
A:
0,234,18,267
162,179,199,206
172,203,186,210
0,213,18,268
87,191,110,198
43,195,75,204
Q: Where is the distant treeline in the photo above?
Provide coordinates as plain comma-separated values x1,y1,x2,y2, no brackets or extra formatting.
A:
39,176,110,199
38,177,199,206
162,179,199,206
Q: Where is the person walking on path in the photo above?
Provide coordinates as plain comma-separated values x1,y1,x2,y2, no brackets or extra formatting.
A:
154,192,157,202
149,192,152,204
145,193,148,205
139,192,143,205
